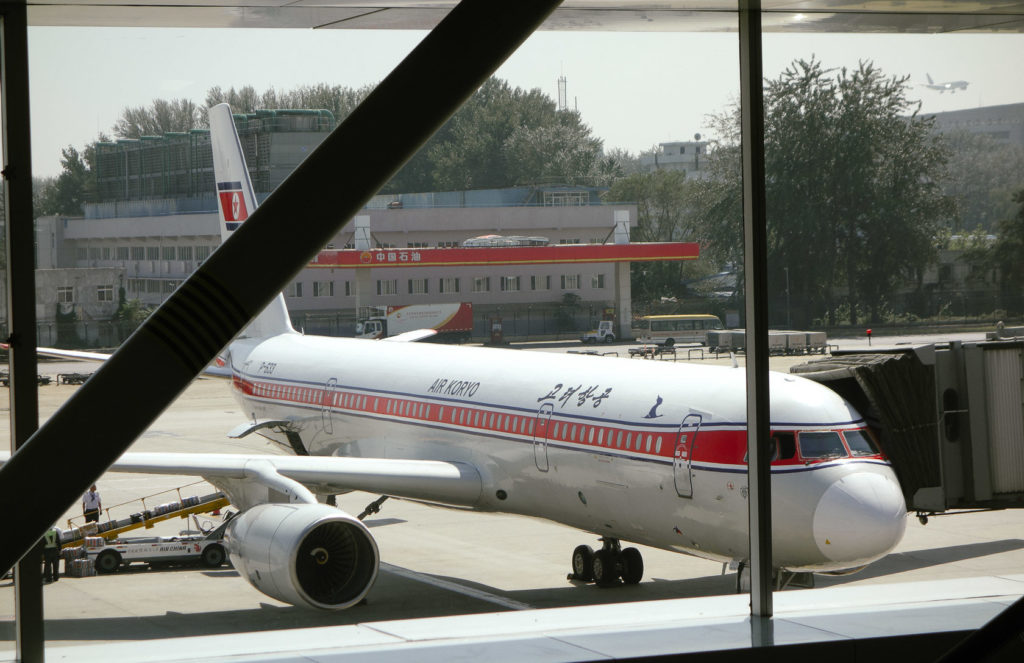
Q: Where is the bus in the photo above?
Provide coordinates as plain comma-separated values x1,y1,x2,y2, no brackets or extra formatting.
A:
631,314,724,346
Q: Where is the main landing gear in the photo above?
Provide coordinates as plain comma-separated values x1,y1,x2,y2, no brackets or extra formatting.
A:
569,537,644,587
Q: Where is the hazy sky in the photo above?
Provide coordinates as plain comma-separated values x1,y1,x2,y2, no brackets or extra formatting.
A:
26,26,1024,178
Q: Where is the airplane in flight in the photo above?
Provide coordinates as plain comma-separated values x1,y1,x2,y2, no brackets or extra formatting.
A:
3,104,908,610
923,73,969,93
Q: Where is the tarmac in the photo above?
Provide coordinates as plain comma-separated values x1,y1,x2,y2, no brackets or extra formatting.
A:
2,330,1022,656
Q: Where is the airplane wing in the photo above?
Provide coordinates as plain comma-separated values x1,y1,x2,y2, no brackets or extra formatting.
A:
0,451,482,509
382,329,438,342
7,343,233,379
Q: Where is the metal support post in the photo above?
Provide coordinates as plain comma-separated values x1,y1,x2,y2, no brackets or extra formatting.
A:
1,2,45,660
738,0,773,619
0,0,563,575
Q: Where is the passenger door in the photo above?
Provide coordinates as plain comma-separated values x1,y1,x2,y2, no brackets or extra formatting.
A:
533,403,553,472
674,414,702,497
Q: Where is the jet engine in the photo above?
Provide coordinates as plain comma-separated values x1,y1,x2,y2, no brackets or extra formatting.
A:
225,503,379,610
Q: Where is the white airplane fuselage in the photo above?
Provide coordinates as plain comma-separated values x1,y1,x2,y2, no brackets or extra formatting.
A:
226,333,907,574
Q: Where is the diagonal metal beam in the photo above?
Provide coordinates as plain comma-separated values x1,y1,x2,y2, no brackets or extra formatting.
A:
0,0,564,575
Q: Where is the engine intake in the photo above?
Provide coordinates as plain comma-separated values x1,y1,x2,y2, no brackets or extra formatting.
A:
225,503,379,610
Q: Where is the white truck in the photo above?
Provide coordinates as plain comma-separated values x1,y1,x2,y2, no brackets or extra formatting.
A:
580,320,616,344
87,521,229,573
355,303,473,342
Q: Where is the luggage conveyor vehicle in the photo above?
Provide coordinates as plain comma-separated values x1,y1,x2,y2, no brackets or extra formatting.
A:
86,518,232,573
62,481,231,545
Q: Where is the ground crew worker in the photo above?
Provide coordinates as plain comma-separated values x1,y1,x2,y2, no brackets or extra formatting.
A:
42,526,62,583
83,484,102,523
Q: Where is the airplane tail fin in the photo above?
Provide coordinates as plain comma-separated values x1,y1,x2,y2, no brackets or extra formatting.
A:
209,103,296,339
926,73,934,84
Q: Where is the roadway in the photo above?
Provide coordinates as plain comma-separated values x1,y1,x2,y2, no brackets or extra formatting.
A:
2,330,1022,655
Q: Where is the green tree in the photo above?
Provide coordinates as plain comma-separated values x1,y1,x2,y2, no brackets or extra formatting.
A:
114,98,201,138
940,129,1024,233
607,170,717,305
37,146,92,216
980,190,1024,313
386,78,604,192
696,58,954,326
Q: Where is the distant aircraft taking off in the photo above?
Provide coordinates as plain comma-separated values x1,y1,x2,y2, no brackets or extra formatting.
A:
923,73,969,93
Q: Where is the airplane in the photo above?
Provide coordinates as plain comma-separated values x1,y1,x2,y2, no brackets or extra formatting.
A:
1,103,908,610
923,73,969,93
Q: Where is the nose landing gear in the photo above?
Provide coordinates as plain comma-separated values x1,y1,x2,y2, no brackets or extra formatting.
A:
568,537,644,586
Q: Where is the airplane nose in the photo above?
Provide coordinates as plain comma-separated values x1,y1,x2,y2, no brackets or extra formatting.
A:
812,471,906,565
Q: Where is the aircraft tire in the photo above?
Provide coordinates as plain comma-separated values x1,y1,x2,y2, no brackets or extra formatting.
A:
621,547,643,584
201,544,226,568
96,550,121,574
591,549,619,587
571,545,594,581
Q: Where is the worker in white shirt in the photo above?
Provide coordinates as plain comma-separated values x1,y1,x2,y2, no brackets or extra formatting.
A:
82,484,102,523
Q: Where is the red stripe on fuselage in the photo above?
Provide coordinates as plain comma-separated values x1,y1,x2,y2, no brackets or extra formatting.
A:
233,376,883,469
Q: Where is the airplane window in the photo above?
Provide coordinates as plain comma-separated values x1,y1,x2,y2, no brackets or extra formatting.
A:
503,415,510,431
655,437,662,454
474,411,480,427
798,431,848,459
646,435,653,452
527,419,534,435
459,409,465,425
616,430,623,447
843,429,879,457
512,417,518,433
570,425,577,441
597,429,604,445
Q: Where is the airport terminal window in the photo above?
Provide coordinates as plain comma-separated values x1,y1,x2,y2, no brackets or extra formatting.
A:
500,276,520,291
13,12,1024,661
179,246,193,261
591,274,605,289
377,279,399,296
117,246,129,260
56,286,74,304
313,281,334,297
88,247,101,261
96,285,114,302
287,282,302,298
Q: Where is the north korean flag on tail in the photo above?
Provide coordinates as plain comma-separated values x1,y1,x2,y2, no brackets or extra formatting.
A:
217,181,248,231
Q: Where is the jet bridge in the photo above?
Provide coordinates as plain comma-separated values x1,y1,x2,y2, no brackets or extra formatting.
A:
792,341,1024,517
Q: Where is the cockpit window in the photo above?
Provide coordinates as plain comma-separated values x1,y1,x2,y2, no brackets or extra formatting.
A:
772,432,797,461
798,431,848,460
843,429,879,457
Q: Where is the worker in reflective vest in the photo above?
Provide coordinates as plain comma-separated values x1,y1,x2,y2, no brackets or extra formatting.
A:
42,526,62,583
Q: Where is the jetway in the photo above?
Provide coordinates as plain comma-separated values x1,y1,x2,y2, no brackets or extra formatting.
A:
792,341,1024,517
